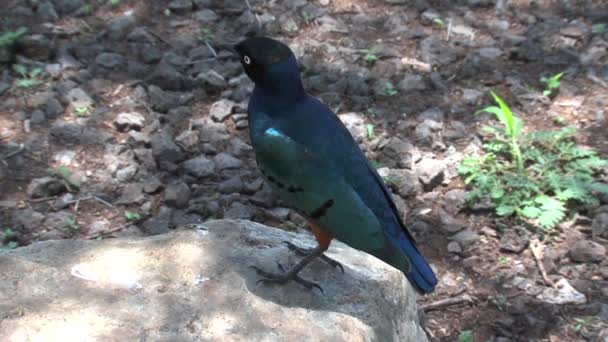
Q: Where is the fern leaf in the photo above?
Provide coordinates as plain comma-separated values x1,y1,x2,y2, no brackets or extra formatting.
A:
496,204,516,216
521,206,541,218
535,196,566,229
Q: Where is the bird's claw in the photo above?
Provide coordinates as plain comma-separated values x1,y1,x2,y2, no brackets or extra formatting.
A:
283,241,344,273
251,265,324,293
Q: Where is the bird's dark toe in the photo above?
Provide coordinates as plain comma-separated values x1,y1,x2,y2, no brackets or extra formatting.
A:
283,241,311,256
320,255,345,273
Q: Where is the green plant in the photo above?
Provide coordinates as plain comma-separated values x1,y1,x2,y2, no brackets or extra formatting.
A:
362,48,379,64
73,105,91,117
65,217,80,235
433,18,446,27
385,81,397,96
592,23,606,35
458,330,473,342
124,210,142,222
540,72,563,98
571,316,599,333
1,228,18,250
108,0,120,7
13,64,43,88
0,27,27,47
48,165,81,189
366,124,375,140
199,27,214,42
459,92,608,229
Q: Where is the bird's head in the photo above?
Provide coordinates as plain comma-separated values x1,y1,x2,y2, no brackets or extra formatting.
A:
231,37,303,98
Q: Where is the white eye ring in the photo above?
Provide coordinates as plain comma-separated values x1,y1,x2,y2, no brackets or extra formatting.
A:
243,55,251,65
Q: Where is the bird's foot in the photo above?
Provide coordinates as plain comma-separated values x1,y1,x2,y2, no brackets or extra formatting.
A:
251,263,324,293
283,241,344,273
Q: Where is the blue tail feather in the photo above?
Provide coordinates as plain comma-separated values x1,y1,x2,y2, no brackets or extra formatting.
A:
397,234,438,294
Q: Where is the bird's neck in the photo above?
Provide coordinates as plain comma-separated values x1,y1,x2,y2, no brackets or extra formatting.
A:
254,59,306,111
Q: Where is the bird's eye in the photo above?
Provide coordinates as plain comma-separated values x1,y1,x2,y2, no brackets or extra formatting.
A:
243,55,251,65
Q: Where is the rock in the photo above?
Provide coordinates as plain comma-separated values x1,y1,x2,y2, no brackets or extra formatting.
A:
116,183,146,205
210,99,235,122
398,73,428,92
147,85,181,113
114,112,145,132
536,278,586,305
95,52,125,69
50,122,83,144
38,1,59,21
462,88,484,105
499,228,529,254
382,138,417,169
447,241,462,254
44,97,64,118
30,110,46,124
338,113,366,140
147,63,183,91
415,119,442,143
65,88,94,108
420,37,463,66
164,182,191,208
227,137,252,157
223,202,253,220
182,156,215,178
142,207,173,235
168,0,193,14
116,164,138,182
198,70,227,91
19,34,52,60
449,229,479,248
592,213,608,238
381,168,422,197
477,47,503,60
12,209,45,233
0,82,9,96
415,157,445,190
214,152,242,170
150,131,185,164
107,15,136,40
50,0,84,14
43,211,75,236
218,176,244,194
0,220,428,341
444,189,466,214
175,130,199,152
569,240,606,263
26,177,66,198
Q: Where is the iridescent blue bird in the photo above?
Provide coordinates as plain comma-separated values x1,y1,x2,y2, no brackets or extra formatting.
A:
232,36,437,294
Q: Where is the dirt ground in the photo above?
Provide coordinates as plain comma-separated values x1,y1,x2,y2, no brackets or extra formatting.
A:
1,0,607,341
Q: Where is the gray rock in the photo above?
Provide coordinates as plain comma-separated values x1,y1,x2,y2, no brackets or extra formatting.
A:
223,202,253,220
194,9,218,22
175,130,199,152
142,207,173,235
95,52,125,69
0,82,9,96
0,220,428,341
438,210,465,233
12,209,45,233
420,37,463,66
210,99,235,122
151,131,185,164
116,164,138,182
19,34,52,60
569,240,606,263
450,229,479,248
168,0,193,14
415,119,442,143
382,138,416,169
143,176,163,194
147,63,183,91
214,152,242,170
42,211,75,235
227,137,253,157
114,112,146,132
338,113,366,140
415,157,445,190
478,47,503,60
218,176,244,194
107,15,136,40
50,0,84,14
379,168,422,197
419,107,444,121
462,88,484,105
30,110,46,124
147,85,182,113
398,73,428,92
44,97,64,118
128,131,151,146
50,122,83,144
164,182,191,209
65,88,93,108
38,1,59,21
499,228,529,254
26,177,66,198
447,241,462,254
116,183,146,205
182,156,215,178
592,213,608,239
198,70,227,91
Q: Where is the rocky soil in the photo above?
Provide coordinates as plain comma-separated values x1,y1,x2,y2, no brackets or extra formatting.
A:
1,0,607,341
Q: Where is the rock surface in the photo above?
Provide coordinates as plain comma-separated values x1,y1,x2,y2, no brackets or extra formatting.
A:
0,220,427,342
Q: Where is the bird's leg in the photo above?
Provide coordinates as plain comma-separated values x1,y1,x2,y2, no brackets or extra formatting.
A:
283,241,344,273
252,244,327,292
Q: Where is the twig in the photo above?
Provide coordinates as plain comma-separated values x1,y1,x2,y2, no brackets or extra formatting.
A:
93,196,118,211
27,196,58,203
85,222,132,239
420,294,476,312
204,40,217,58
1,143,25,161
447,18,452,41
530,238,554,287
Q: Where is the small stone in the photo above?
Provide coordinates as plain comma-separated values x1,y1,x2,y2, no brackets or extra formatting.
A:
447,241,462,254
164,182,191,209
143,176,163,194
210,99,235,122
116,164,138,182
223,202,253,220
592,213,608,238
12,209,45,233
44,97,64,118
147,62,183,91
415,157,445,190
142,207,172,235
168,0,193,14
95,52,125,69
450,229,479,248
194,9,218,22
65,88,93,108
569,240,606,263
116,183,146,205
478,47,503,60
43,211,74,235
218,176,244,194
30,110,46,124
462,88,484,105
444,189,466,214
19,34,52,60
151,131,185,164
175,130,199,152
107,15,136,40
398,73,428,92
198,70,227,91
26,177,66,198
499,228,529,254
38,1,59,21
537,278,586,305
214,153,242,170
182,156,215,178
114,112,146,132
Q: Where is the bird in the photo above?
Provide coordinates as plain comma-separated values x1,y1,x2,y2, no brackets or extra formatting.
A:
229,36,437,294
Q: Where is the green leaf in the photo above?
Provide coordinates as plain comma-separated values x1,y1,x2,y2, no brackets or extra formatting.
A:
491,187,504,200
521,206,541,218
29,68,43,78
535,196,566,229
124,210,142,221
13,64,27,77
458,330,473,342
366,124,375,139
496,204,516,216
